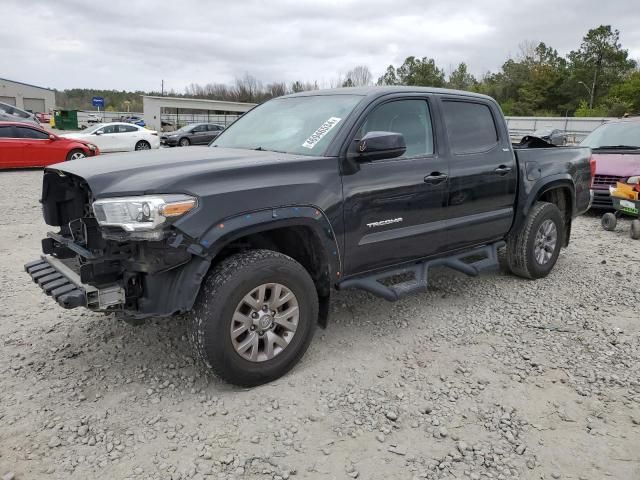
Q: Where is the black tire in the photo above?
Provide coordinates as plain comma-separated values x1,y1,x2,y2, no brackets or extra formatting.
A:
188,250,318,387
601,212,617,231
66,149,86,161
631,220,640,240
135,140,151,151
179,137,190,147
506,201,564,279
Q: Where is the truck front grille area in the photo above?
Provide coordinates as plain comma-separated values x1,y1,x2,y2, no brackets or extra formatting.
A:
592,174,624,187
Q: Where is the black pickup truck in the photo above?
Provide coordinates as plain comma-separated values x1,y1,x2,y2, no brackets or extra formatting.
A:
26,87,593,386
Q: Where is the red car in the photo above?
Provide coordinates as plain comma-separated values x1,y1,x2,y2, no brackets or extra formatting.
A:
0,121,100,169
581,117,640,208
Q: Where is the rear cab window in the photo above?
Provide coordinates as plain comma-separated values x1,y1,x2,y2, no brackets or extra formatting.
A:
441,100,499,154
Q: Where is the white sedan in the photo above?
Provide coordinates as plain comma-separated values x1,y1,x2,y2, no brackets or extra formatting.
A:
62,122,160,153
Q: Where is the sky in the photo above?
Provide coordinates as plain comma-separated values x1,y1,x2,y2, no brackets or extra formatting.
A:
2,0,639,93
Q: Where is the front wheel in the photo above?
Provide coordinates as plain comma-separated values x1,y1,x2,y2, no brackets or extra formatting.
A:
601,212,617,231
506,201,564,279
188,250,318,387
135,140,151,151
179,138,190,147
66,149,86,161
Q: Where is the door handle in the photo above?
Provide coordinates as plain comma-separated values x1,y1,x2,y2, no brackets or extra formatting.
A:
494,165,512,175
424,172,448,185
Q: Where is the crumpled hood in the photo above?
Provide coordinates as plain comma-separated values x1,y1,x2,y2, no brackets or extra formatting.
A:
593,152,640,177
47,147,311,198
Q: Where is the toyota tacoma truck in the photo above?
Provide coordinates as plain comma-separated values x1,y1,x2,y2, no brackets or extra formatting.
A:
25,87,593,386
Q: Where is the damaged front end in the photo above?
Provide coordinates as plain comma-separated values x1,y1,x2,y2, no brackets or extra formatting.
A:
25,170,210,318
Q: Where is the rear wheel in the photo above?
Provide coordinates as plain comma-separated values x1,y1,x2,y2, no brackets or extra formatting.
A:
135,140,151,151
179,137,190,147
66,149,86,161
601,212,617,231
188,250,318,387
631,220,640,240
506,201,564,279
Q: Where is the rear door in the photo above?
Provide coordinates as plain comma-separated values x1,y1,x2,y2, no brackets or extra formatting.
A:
205,124,221,143
438,97,516,250
341,95,450,275
0,125,24,168
119,124,141,150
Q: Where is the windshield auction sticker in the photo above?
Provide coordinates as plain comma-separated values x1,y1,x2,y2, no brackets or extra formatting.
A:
302,117,342,149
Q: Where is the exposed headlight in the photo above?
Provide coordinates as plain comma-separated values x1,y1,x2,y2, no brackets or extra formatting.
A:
627,176,639,185
92,195,197,240
87,143,97,151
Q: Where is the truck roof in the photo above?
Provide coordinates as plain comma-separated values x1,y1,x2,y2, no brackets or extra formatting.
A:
282,86,494,102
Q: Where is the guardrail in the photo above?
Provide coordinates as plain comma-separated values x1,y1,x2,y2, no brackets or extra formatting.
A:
505,116,614,143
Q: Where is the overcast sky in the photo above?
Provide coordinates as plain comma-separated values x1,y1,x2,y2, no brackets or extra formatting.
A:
2,0,639,92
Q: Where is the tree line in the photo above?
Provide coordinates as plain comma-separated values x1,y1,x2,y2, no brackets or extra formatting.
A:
56,25,639,117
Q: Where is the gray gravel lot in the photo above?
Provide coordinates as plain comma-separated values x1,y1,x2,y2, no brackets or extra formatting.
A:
1,169,639,480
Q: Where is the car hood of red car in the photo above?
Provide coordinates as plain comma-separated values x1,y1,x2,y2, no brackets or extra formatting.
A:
593,152,640,177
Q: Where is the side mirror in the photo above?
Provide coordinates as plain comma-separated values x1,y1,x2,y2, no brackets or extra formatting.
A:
49,134,57,141
351,131,406,161
94,130,103,135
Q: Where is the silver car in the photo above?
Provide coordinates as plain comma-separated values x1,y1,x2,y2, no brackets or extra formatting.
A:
0,101,40,126
532,127,567,146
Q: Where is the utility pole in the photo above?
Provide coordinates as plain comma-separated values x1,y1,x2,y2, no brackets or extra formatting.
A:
578,81,593,109
161,79,164,97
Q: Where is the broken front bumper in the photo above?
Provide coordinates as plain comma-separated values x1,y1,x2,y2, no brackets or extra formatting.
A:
24,256,125,310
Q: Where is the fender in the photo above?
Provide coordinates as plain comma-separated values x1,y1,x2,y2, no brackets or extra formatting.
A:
195,205,343,283
510,174,575,236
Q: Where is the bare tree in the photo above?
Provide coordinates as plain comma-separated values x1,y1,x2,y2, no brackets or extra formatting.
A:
343,65,373,87
267,82,287,98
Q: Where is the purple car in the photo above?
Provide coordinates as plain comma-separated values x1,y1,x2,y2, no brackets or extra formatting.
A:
582,117,640,208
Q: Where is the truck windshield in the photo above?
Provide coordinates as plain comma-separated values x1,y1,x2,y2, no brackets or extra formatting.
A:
211,94,363,155
581,121,640,149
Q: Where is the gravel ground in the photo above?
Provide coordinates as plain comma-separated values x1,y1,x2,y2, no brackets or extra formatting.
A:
1,169,639,480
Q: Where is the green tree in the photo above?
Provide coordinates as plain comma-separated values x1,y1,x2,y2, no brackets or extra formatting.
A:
567,25,636,109
377,56,446,87
609,70,640,113
447,63,477,91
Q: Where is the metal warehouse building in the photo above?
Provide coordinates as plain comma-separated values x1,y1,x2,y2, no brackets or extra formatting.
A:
0,77,55,113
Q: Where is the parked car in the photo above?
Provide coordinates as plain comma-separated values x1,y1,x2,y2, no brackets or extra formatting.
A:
581,117,640,209
0,121,99,169
25,87,592,386
529,127,567,146
161,123,225,146
61,122,159,152
86,113,102,124
36,112,51,123
0,101,40,126
123,116,146,127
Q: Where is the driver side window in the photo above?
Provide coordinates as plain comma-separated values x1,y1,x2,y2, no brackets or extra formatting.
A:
358,99,434,157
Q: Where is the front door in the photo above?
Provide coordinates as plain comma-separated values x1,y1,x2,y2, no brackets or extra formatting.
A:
438,98,517,250
341,97,449,275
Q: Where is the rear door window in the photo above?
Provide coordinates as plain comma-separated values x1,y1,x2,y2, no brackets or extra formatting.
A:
118,125,138,133
442,101,499,154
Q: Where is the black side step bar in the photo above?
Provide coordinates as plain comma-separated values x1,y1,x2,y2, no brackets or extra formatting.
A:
338,241,505,301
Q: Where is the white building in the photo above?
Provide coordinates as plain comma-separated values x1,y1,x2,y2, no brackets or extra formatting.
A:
0,77,56,113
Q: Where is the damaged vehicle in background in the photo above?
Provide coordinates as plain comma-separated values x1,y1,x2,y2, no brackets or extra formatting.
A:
581,117,640,209
25,87,592,387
